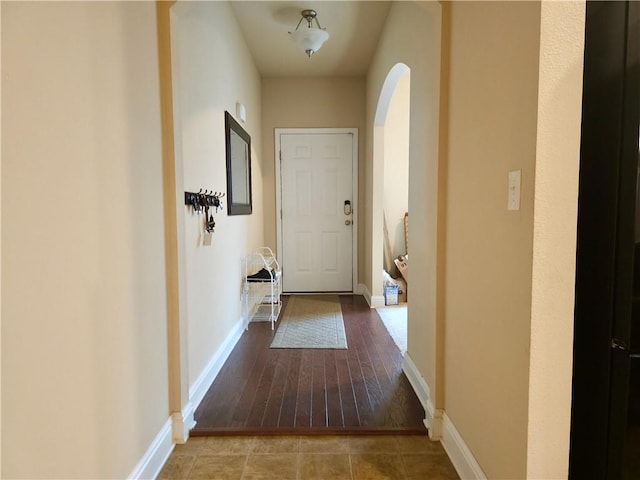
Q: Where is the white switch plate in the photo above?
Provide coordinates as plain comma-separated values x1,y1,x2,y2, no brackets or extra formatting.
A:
236,102,246,123
508,169,521,211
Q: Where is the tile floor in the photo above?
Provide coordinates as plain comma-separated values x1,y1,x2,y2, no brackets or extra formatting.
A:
159,434,460,480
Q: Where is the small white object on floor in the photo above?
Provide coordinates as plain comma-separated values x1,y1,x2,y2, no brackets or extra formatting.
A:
376,304,407,354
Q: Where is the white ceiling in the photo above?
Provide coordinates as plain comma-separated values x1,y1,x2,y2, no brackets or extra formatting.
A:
230,1,392,77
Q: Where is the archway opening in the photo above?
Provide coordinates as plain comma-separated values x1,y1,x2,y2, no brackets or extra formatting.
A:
372,63,410,352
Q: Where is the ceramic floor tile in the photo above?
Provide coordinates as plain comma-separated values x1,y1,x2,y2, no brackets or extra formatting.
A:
241,453,298,479
349,436,399,454
250,436,299,454
157,454,196,479
299,435,349,454
394,435,446,455
406,470,459,480
433,456,460,480
187,454,247,479
350,453,406,480
298,453,352,480
161,435,460,480
402,453,459,480
172,437,207,456
439,464,461,480
202,436,254,455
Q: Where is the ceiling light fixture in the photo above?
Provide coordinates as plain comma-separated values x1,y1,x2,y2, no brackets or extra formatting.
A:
289,9,329,58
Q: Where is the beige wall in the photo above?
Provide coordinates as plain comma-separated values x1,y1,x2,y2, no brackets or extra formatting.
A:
527,2,584,477
261,77,366,278
383,72,410,264
366,1,442,399
171,2,263,388
444,1,584,478
445,2,540,478
2,2,169,478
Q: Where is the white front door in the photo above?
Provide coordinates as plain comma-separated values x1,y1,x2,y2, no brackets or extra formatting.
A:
279,132,355,292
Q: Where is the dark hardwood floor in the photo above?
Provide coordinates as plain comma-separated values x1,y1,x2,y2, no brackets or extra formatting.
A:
192,295,425,435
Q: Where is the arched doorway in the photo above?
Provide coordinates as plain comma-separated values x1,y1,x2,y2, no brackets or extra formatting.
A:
372,63,411,352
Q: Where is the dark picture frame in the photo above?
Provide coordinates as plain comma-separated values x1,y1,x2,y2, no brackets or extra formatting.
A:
225,111,252,215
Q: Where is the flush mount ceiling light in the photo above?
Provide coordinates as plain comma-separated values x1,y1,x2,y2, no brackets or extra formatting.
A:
289,9,330,58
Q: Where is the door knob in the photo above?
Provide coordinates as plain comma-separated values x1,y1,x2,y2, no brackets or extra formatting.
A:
345,220,352,225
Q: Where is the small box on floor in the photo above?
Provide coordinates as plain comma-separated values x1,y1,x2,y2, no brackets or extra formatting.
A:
384,284,399,305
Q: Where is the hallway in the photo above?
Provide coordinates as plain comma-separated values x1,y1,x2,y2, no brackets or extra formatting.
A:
2,2,588,478
192,296,424,434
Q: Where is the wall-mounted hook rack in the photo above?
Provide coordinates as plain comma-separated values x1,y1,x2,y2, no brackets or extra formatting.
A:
185,190,226,234
184,190,226,214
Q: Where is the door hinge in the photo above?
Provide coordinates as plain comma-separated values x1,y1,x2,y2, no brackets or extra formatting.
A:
279,150,282,161
280,209,282,220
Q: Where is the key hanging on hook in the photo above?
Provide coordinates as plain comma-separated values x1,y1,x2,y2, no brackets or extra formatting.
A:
204,204,215,233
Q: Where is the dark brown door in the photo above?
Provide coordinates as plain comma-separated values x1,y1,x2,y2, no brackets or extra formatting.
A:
570,2,640,479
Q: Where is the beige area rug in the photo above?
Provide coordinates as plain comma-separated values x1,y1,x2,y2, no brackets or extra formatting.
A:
376,304,407,355
270,295,347,349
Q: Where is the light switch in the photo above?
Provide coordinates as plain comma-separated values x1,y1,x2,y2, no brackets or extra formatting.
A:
508,170,521,211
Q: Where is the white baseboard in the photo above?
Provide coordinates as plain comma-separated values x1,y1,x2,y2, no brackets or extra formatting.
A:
171,402,196,444
130,320,244,479
403,354,485,478
189,319,244,410
402,353,443,440
356,283,371,305
370,295,385,308
426,399,444,439
402,353,430,408
442,413,487,480
356,283,385,308
127,418,174,480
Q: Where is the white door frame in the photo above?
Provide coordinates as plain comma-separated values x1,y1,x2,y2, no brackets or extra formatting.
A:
275,128,359,293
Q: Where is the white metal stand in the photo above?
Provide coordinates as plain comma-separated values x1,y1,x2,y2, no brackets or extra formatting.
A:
242,247,282,330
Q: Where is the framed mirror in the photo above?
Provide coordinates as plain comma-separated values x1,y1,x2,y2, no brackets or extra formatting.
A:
225,111,252,215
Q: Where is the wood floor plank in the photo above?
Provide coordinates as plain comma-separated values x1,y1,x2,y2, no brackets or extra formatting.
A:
351,317,386,424
278,349,302,428
345,350,375,426
325,350,344,427
335,349,361,427
192,295,425,435
311,349,327,427
244,346,279,427
294,350,313,428
228,328,272,428
203,332,268,427
261,350,290,427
